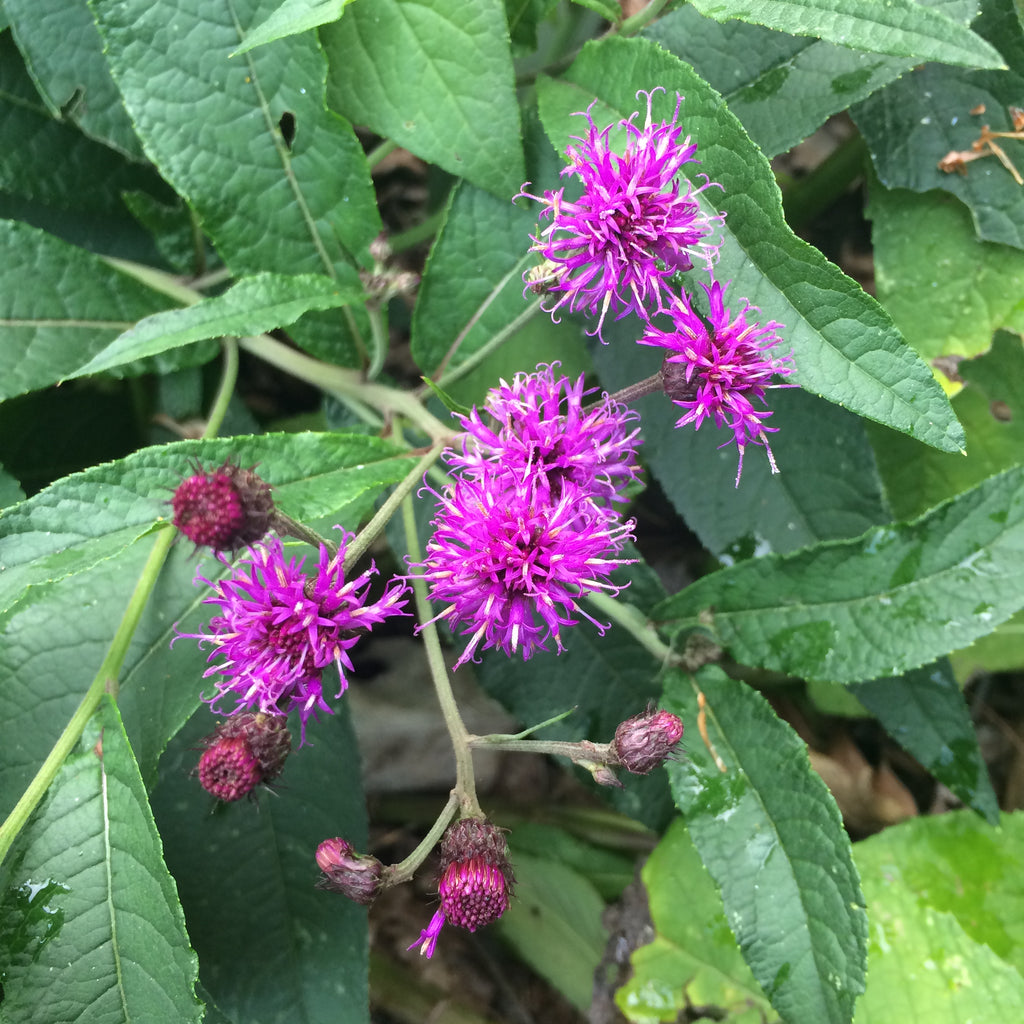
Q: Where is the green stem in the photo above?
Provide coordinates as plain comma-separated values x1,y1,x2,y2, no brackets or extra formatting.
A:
366,138,399,170
389,209,446,253
0,341,240,866
584,590,678,665
382,792,460,888
366,303,389,380
343,442,446,571
401,495,481,819
617,0,671,35
273,512,336,554
781,132,868,230
101,257,204,307
238,334,454,443
467,733,612,765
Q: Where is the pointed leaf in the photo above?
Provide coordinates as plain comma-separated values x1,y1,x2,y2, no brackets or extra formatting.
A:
233,0,357,55
90,0,380,274
323,0,524,198
538,36,965,454
687,0,1003,67
0,700,202,1023
70,272,366,378
850,660,999,822
664,666,867,1024
653,465,1024,684
0,433,418,617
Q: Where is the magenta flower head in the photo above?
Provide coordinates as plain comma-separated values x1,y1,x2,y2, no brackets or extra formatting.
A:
640,280,794,484
448,363,641,512
414,468,635,669
176,532,410,740
517,87,722,340
172,461,275,552
196,712,292,801
409,818,515,959
611,707,685,775
315,838,384,905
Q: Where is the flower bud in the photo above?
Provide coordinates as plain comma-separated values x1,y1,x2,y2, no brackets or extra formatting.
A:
172,461,275,551
408,817,515,958
611,707,684,775
195,712,292,801
315,838,383,905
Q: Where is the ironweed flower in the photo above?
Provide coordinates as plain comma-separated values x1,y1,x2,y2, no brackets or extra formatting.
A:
448,363,641,512
517,88,722,340
640,280,794,484
414,468,634,669
409,819,514,958
611,707,685,775
177,532,410,739
172,461,275,552
315,838,384,905
195,712,291,801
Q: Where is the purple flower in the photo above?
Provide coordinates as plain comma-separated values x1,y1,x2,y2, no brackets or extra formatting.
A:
639,280,794,484
448,363,641,512
177,533,409,739
414,468,634,669
517,88,722,340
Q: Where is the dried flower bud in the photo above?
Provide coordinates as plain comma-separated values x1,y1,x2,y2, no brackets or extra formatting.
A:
315,838,383,905
172,461,275,551
408,817,515,958
589,764,623,788
611,707,684,775
195,712,292,801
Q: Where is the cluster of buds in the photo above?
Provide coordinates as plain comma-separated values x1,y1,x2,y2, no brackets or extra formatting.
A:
196,712,292,802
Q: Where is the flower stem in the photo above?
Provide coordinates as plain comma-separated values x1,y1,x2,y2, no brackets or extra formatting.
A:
617,0,671,36
401,495,482,819
605,370,665,407
467,733,612,765
382,792,460,888
584,590,679,665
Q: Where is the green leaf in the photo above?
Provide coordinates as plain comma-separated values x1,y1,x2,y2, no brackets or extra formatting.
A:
850,660,999,822
0,463,26,509
644,3,918,158
616,818,777,1023
0,220,174,400
687,0,1004,67
870,185,1024,367
538,37,965,454
950,607,1024,678
571,0,621,22
151,700,370,1022
0,700,202,1022
232,0,357,55
664,667,866,1024
593,336,891,556
0,433,418,618
495,852,608,1014
90,0,380,273
4,0,143,158
853,811,1024,1020
869,331,1024,521
852,0,1024,249
70,272,366,378
323,0,524,198
653,465,1024,684
410,181,536,376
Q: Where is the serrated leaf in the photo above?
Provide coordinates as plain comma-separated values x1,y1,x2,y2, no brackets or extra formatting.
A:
410,181,537,376
0,433,418,617
90,0,380,274
616,818,777,1023
0,219,174,400
950,606,1024,677
0,701,202,1022
151,701,369,1023
870,185,1024,370
593,336,891,556
4,0,143,158
70,272,365,378
538,37,965,454
852,0,1024,249
850,660,999,822
232,0,356,55
853,812,1024,1021
322,0,524,198
653,465,1024,684
496,853,607,1013
687,0,1003,67
663,667,866,1024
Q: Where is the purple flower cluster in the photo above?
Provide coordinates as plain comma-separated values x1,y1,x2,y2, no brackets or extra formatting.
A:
414,364,639,668
177,532,409,740
517,88,793,482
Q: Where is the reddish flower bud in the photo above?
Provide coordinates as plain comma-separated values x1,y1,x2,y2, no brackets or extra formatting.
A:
315,838,383,905
172,461,274,551
611,707,684,775
408,818,515,958
195,712,292,801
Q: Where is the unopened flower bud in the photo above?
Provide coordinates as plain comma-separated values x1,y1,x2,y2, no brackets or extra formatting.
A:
611,707,684,775
172,461,275,551
408,817,515,958
589,764,623,788
195,712,292,801
315,838,383,905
